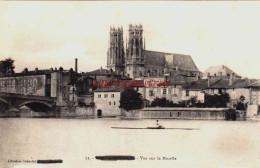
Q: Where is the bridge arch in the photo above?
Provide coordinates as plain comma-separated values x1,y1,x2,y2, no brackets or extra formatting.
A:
0,97,9,106
18,101,53,112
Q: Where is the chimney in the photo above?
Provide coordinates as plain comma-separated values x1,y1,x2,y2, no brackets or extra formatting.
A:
229,73,234,85
75,58,78,73
207,74,210,87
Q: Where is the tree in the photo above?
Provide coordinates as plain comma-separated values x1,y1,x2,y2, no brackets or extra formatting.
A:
0,58,15,75
120,88,143,111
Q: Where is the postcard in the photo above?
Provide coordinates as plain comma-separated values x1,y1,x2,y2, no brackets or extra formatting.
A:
0,1,260,168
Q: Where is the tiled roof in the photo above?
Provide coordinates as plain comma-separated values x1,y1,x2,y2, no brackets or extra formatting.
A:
182,79,213,90
87,68,111,76
167,54,199,72
204,65,241,78
248,80,260,88
0,69,77,77
144,50,199,72
182,78,258,90
207,78,254,89
181,77,252,90
94,85,124,92
168,73,187,85
144,50,166,67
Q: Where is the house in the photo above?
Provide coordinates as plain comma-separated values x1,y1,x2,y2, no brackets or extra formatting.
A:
75,75,94,107
203,65,241,79
87,67,130,84
136,71,201,106
181,79,212,103
246,80,260,117
205,77,255,108
135,77,165,104
165,73,190,103
248,80,260,106
94,85,124,117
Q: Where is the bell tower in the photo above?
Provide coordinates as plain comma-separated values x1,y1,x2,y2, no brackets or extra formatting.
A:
107,26,124,74
125,24,145,79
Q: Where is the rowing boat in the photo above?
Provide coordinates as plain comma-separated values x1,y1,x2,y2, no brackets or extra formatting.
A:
111,127,199,130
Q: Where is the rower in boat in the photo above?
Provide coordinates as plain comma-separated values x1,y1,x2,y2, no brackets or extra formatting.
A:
156,120,165,129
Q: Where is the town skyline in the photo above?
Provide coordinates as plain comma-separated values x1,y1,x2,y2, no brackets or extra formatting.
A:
1,2,260,78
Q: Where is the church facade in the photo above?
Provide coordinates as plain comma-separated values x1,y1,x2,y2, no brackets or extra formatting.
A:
107,24,200,79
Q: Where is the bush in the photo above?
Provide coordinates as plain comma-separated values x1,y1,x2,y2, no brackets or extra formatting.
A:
204,93,230,108
151,98,170,107
150,93,230,108
151,98,188,107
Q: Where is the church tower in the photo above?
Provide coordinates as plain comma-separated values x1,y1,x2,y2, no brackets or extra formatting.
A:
125,24,145,79
107,26,124,74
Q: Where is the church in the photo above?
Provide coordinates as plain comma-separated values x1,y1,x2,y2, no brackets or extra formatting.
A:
106,24,201,79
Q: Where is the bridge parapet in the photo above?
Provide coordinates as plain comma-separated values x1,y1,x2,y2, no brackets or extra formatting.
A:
0,92,55,101
0,92,56,116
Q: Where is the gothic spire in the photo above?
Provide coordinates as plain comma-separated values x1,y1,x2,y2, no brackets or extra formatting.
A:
126,36,128,51
144,36,146,50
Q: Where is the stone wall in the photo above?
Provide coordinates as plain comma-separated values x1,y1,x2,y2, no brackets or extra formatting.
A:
60,106,94,118
139,108,232,120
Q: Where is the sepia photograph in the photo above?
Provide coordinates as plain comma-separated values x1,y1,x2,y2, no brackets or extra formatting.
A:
0,1,260,168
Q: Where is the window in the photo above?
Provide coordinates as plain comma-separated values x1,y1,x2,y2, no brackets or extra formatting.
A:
111,94,114,98
114,101,116,105
186,90,189,96
104,94,108,98
231,91,236,99
34,79,38,86
210,89,214,94
149,90,154,97
98,94,101,98
218,89,222,94
30,79,33,86
163,89,167,95
109,101,111,105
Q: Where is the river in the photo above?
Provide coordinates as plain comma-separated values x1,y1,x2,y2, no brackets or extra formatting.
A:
0,118,260,168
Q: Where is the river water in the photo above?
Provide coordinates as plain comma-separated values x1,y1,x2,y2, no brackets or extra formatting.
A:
0,118,260,168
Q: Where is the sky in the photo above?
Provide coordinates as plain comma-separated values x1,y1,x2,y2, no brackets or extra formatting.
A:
0,1,260,78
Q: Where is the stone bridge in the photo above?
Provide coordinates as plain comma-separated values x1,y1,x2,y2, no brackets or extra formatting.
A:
0,92,56,117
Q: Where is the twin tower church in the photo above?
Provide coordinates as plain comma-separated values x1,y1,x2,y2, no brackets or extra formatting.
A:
106,24,200,79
